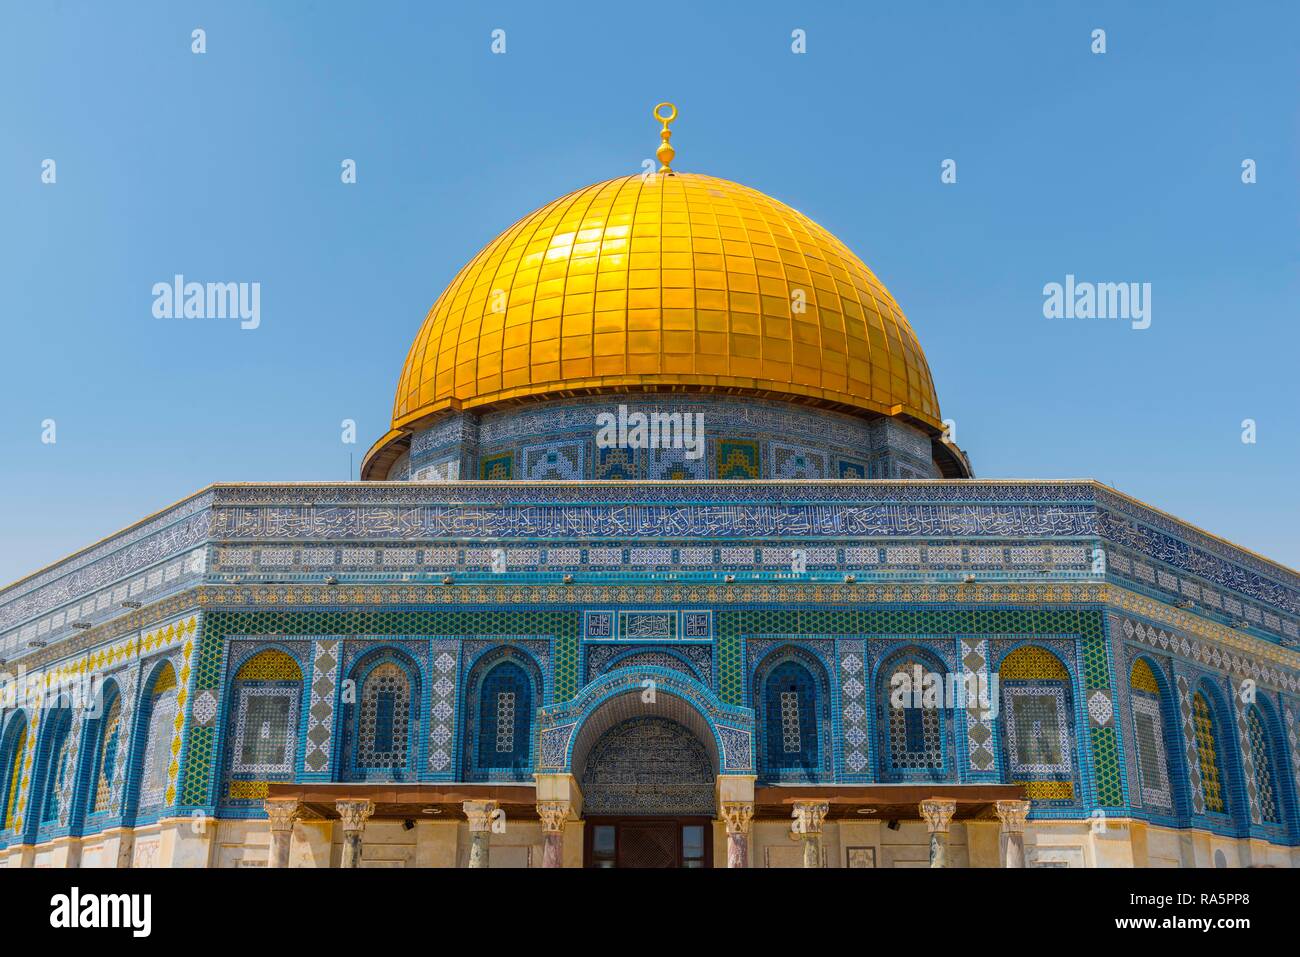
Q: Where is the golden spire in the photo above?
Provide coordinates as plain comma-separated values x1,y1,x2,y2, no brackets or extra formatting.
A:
653,102,678,173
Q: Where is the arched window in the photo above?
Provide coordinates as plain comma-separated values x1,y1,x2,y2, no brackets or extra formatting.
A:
878,652,948,780
1246,705,1281,826
475,662,532,780
1191,690,1227,815
1128,659,1174,812
0,714,28,831
35,705,74,828
227,650,303,781
351,659,414,778
88,692,123,816
763,660,819,779
999,646,1076,803
136,663,180,812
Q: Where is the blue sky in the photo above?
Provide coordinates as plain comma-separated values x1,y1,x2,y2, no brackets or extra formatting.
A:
1,0,1296,583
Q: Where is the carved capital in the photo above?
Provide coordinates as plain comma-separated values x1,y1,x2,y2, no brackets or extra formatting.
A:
919,798,957,833
334,798,375,833
791,800,829,835
263,797,301,832
463,799,502,833
720,801,755,835
536,801,571,834
996,799,1031,833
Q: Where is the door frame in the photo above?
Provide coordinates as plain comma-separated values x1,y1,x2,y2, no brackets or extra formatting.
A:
583,816,715,868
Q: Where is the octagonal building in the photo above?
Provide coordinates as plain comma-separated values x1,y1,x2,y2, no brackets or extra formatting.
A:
2,109,1297,869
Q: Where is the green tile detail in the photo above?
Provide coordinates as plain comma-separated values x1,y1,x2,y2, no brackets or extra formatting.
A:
1080,621,1122,805
1082,638,1110,690
1090,725,1123,806
718,613,744,706
174,604,1121,810
178,608,580,807
178,613,222,808
553,622,581,701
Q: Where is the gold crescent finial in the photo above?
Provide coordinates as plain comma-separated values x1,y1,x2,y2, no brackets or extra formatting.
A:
653,102,678,173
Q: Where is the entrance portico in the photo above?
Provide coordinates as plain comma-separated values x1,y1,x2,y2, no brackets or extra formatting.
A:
544,665,757,868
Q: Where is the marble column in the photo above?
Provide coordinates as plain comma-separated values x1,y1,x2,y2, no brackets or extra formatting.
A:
920,798,957,868
996,799,1031,868
463,800,501,869
720,802,755,869
536,801,571,869
263,797,301,869
791,801,829,869
335,799,374,869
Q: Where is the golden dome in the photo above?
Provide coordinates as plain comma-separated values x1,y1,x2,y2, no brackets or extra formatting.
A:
379,168,945,466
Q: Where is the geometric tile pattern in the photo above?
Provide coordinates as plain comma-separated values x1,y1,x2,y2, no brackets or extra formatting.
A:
1128,686,1173,812
229,685,300,777
55,709,82,829
1233,691,1260,825
837,642,869,777
164,618,198,808
1117,613,1300,697
1088,690,1114,727
554,625,580,703
1081,629,1123,807
303,639,340,776
177,608,576,806
1246,707,1279,824
1003,685,1072,777
11,704,39,834
718,621,743,707
879,654,947,777
997,644,1081,806
1192,691,1226,814
428,640,458,773
106,670,137,817
959,637,995,773
139,660,181,810
178,613,221,809
1177,674,1205,814
1285,706,1300,819
1089,725,1123,808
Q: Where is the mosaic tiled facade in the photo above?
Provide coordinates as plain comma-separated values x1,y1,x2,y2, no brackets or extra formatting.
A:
0,482,1293,867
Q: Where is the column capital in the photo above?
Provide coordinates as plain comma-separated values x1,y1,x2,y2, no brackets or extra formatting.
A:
263,797,302,832
791,800,829,835
334,798,375,832
536,801,572,834
720,801,755,835
463,799,501,833
919,798,957,833
995,799,1031,833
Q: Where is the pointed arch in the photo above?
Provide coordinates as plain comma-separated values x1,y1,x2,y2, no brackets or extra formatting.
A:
80,679,124,824
1245,698,1286,828
1190,682,1235,820
221,647,306,806
1126,656,1181,816
463,646,544,782
997,644,1077,804
126,660,180,820
874,645,953,782
754,645,831,783
341,647,422,782
29,697,75,837
0,711,29,832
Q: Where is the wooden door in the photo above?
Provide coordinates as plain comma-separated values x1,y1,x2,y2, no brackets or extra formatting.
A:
584,818,712,868
617,821,678,868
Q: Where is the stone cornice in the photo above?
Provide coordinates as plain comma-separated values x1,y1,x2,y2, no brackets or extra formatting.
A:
5,482,1297,658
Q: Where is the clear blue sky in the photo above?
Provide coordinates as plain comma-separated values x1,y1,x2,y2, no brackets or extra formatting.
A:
1,0,1296,583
